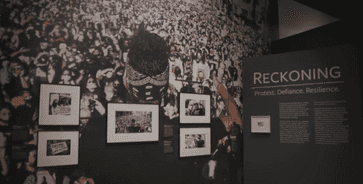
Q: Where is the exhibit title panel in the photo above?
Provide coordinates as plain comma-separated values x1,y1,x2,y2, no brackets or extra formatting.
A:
243,45,360,184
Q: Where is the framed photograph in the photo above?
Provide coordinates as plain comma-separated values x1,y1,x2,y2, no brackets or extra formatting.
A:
251,116,271,133
39,84,80,126
180,93,210,123
180,127,211,158
37,131,79,167
107,103,159,143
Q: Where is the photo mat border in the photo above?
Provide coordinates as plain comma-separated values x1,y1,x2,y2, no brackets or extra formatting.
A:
180,93,211,124
251,115,271,133
107,103,159,143
39,84,80,126
179,127,211,158
37,131,79,167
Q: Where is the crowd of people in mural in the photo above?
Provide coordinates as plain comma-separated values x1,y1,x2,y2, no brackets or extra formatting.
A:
0,0,269,183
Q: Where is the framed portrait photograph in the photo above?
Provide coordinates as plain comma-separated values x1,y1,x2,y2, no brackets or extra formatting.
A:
107,103,159,143
37,131,79,167
180,93,210,123
251,116,271,133
39,84,80,126
180,128,211,158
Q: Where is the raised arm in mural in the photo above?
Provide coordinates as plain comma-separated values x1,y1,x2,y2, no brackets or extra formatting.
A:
215,76,242,136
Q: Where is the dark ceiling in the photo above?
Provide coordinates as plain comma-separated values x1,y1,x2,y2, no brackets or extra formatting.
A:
293,0,358,21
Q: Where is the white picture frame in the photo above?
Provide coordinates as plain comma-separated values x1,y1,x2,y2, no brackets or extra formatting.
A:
251,116,271,133
180,127,211,158
39,84,80,126
180,93,210,123
37,131,79,167
107,103,159,143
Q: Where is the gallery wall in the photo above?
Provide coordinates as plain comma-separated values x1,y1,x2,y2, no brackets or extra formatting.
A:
0,0,271,183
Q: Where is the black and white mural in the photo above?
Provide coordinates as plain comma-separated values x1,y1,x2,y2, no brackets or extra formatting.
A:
0,0,270,183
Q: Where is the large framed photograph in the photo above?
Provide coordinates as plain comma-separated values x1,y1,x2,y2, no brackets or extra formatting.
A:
107,103,159,143
37,131,79,167
39,84,80,126
180,128,211,158
180,93,210,123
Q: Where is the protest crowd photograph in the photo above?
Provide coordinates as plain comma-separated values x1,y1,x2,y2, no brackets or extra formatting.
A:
115,111,152,133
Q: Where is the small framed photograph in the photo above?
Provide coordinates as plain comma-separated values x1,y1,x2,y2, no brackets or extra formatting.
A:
107,103,159,143
37,131,79,167
180,93,210,123
251,116,271,133
39,84,80,126
180,128,211,158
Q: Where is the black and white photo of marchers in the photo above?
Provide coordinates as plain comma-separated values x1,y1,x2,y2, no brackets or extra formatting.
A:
115,111,152,133
185,134,205,149
46,139,71,156
49,93,71,115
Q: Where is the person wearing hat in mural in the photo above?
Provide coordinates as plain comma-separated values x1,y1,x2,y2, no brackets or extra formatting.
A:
124,22,170,104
